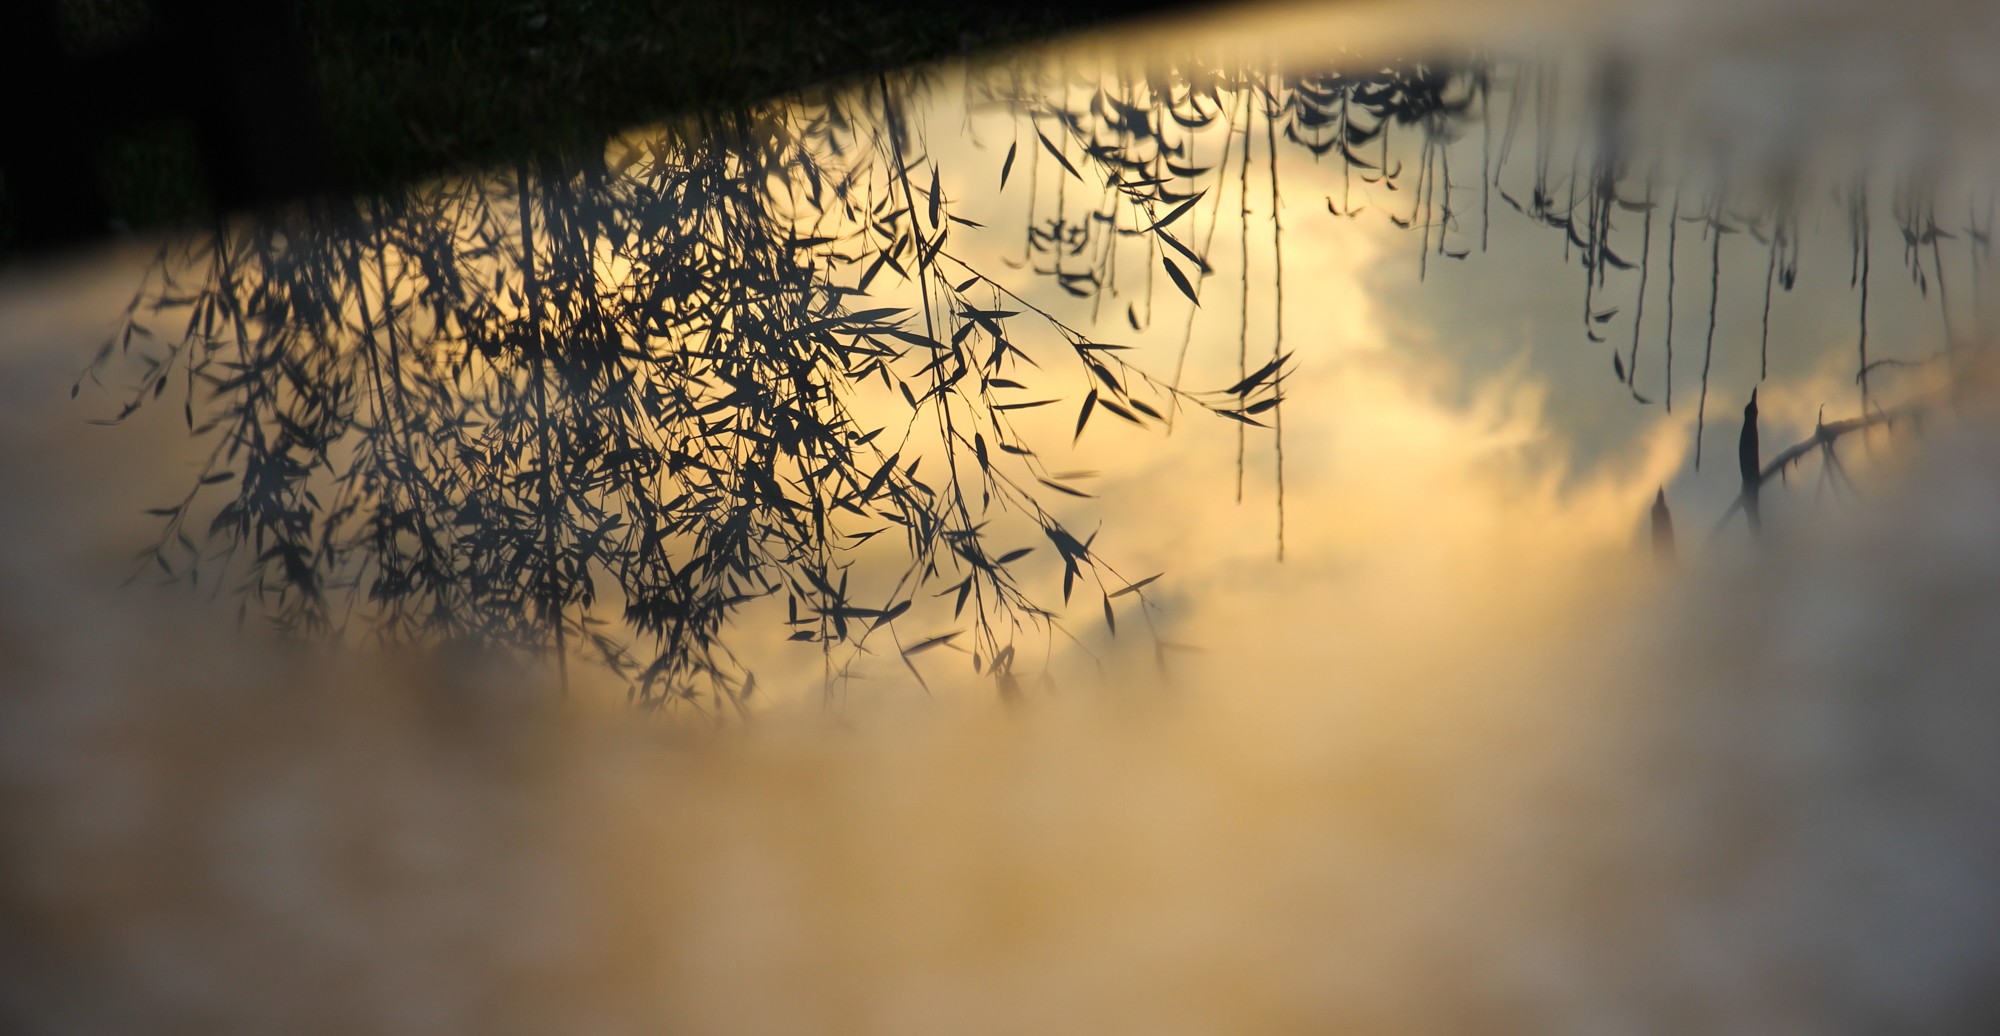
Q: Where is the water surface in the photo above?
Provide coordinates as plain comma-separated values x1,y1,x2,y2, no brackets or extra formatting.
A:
36,0,1996,709
4,0,2000,1031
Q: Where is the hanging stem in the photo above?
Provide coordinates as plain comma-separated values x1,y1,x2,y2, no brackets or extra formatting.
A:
1265,73,1287,562
1693,204,1722,470
1857,181,1872,414
1626,171,1654,391
1664,188,1680,412
1236,74,1252,503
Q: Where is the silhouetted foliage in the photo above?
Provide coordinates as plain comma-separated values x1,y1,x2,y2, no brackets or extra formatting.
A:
85,75,1280,709
84,49,1994,706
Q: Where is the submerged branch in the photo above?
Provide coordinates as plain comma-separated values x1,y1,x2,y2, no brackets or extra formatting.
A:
1710,394,1941,536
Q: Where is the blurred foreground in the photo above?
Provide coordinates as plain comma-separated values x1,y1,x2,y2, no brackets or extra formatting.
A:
5,351,2000,1033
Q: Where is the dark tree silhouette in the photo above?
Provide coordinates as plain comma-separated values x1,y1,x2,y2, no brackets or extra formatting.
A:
84,77,1281,710
84,50,1992,708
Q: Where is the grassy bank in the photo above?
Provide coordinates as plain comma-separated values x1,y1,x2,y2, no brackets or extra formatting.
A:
8,0,1169,254
301,0,1162,193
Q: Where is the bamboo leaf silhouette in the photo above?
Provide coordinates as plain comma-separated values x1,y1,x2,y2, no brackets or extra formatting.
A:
927,166,941,229
1162,257,1199,304
1074,389,1098,441
1036,129,1081,180
1108,572,1161,597
1223,354,1289,396
903,632,958,655
1147,191,1207,232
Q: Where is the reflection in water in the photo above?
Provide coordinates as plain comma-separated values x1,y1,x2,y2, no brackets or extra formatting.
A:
84,38,1993,705
90,88,1283,709
9,0,2000,1031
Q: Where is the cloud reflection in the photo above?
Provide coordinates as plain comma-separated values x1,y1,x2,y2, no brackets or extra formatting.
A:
6,0,2000,1031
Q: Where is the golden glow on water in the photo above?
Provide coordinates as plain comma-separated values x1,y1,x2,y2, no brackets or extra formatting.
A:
7,0,2000,1030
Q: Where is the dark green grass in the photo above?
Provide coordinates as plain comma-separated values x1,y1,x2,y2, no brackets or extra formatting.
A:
20,0,1165,248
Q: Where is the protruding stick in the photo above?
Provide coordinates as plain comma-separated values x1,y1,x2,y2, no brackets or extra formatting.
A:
1738,388,1762,538
1651,487,1677,563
